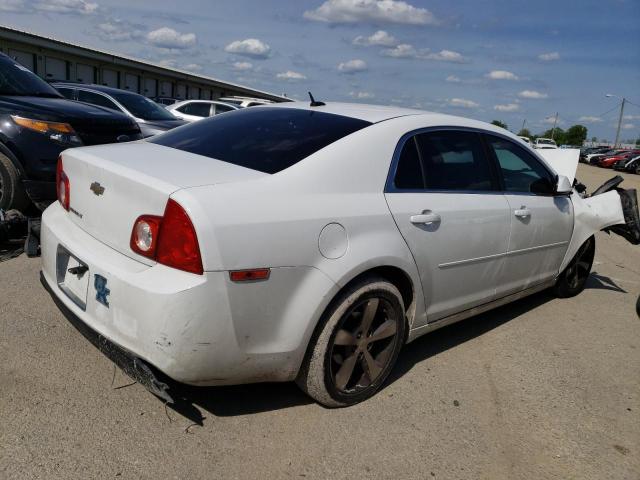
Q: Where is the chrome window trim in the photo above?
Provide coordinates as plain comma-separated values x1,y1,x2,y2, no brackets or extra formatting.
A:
385,125,557,196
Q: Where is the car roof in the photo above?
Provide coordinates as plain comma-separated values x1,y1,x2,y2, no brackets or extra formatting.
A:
266,101,429,123
53,83,140,96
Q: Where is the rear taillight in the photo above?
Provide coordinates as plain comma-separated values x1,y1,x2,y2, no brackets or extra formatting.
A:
56,155,70,211
130,199,203,275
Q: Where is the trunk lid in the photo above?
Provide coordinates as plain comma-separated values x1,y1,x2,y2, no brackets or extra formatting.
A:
61,142,266,264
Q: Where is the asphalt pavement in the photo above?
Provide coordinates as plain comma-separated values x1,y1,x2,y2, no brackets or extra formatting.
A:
1,164,638,479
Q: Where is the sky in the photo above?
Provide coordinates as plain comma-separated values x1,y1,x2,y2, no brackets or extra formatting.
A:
1,0,639,141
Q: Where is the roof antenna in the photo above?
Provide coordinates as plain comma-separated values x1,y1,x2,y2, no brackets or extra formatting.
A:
308,91,325,107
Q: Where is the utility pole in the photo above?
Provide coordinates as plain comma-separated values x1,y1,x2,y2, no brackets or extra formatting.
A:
521,119,526,133
614,98,626,147
551,112,558,141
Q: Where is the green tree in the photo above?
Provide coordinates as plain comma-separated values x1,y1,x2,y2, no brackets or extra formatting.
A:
491,120,508,129
517,128,531,138
591,136,598,143
636,138,640,146
540,127,566,144
564,124,588,146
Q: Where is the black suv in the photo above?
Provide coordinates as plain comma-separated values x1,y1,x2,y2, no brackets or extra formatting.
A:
0,52,142,211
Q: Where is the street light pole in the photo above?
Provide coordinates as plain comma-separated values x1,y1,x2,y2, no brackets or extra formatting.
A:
551,112,558,141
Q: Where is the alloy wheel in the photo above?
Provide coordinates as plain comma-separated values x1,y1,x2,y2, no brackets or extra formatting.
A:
329,296,400,394
565,237,594,290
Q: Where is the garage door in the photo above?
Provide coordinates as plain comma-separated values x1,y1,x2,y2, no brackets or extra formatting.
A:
102,69,118,87
76,64,96,84
176,84,186,99
143,78,157,97
124,73,139,93
159,81,173,97
8,49,35,72
45,56,67,80
188,86,199,99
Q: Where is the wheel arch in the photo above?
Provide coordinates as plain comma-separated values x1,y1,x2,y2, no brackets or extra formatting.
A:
0,141,26,176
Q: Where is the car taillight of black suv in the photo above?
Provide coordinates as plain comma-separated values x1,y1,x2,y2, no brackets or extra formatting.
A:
0,52,142,211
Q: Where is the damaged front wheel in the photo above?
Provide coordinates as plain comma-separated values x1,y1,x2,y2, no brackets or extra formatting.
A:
554,236,595,298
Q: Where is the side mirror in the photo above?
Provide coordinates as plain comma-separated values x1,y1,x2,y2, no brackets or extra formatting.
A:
555,175,573,195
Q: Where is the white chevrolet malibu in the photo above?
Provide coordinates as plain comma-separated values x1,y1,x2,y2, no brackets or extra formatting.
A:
41,102,639,407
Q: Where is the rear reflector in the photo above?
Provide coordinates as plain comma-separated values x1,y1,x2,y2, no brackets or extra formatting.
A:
229,269,270,282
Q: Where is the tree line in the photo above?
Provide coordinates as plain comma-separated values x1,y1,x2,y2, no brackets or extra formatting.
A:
490,120,588,146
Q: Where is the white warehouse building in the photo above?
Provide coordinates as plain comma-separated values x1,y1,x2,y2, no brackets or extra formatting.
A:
0,25,287,103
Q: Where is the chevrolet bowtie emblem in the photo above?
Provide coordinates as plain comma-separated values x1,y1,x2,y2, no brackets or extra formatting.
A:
90,182,105,196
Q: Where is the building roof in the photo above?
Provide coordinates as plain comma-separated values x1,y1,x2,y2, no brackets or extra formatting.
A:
0,24,288,102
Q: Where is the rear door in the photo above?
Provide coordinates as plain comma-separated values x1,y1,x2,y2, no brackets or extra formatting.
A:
385,129,511,323
483,134,573,296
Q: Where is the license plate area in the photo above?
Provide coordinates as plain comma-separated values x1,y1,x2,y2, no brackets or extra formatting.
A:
56,245,89,310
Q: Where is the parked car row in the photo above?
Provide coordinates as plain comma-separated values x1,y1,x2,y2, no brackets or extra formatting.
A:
580,146,640,173
0,51,274,211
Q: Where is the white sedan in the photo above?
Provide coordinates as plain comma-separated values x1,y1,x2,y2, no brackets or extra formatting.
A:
40,102,639,407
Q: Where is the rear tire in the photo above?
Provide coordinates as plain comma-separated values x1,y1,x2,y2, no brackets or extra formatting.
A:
553,236,595,298
0,152,30,211
296,276,406,407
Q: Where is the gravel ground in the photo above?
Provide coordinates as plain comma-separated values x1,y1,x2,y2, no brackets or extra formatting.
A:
1,164,638,480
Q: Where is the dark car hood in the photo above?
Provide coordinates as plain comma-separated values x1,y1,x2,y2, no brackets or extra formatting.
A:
0,95,134,125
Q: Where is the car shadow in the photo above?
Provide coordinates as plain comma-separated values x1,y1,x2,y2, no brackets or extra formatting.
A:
163,289,556,423
584,271,627,293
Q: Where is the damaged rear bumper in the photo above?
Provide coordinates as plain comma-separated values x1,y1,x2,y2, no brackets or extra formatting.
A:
41,272,174,404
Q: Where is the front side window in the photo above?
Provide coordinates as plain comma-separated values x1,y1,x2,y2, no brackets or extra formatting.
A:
485,135,555,194
150,107,371,174
214,103,234,114
78,90,119,111
110,91,176,120
57,87,75,100
415,131,494,191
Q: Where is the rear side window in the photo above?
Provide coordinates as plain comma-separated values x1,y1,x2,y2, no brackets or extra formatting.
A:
57,87,75,100
415,131,494,191
150,107,371,174
178,102,211,117
78,90,118,111
393,137,424,189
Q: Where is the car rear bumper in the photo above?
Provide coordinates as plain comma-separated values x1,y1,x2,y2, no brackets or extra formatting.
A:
40,202,337,387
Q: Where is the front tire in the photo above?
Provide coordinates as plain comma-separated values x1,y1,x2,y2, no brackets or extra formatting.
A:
296,276,406,407
0,152,30,211
553,236,595,298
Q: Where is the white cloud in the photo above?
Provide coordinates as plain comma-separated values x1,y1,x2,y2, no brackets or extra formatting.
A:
622,123,636,130
304,0,440,25
276,70,307,81
0,0,27,12
578,116,602,123
338,58,368,73
518,90,548,99
353,30,397,46
34,0,98,14
448,98,479,109
380,43,418,58
350,91,375,99
486,70,518,80
424,49,466,63
147,27,196,49
538,52,560,61
232,61,253,71
624,115,640,121
446,75,461,83
494,103,520,112
157,59,177,68
183,63,202,72
224,38,271,58
97,20,144,41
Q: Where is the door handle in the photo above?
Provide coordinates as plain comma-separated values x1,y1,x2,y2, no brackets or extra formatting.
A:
410,211,441,225
514,207,531,218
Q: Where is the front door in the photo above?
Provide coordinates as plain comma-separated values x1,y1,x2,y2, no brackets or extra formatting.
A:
385,130,511,323
483,134,574,296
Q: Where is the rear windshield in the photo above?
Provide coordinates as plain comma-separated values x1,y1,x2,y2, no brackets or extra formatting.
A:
149,107,371,174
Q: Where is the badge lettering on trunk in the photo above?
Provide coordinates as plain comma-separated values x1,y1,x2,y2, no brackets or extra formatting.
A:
90,182,105,196
94,274,110,307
